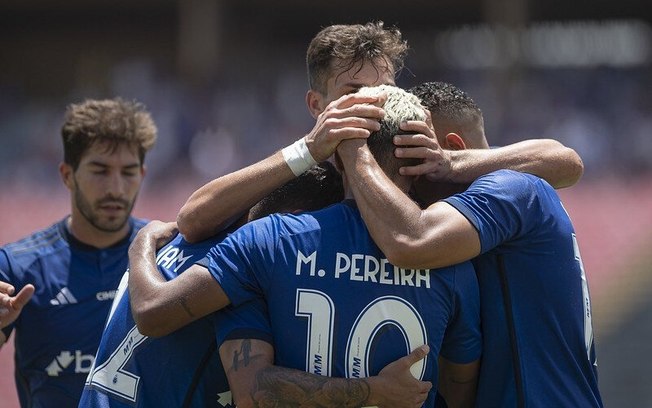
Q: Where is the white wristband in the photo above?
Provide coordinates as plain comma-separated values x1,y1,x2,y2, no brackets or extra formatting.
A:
281,138,318,176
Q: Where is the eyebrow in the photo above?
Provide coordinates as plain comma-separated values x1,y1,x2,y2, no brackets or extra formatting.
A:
87,161,141,169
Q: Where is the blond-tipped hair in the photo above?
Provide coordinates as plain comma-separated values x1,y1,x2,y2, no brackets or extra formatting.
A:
356,85,426,177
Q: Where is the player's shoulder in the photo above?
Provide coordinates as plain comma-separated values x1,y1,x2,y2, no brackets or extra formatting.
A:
250,212,317,238
262,203,342,230
471,169,551,197
280,202,349,233
297,201,356,225
230,203,346,244
1,219,68,271
480,169,539,184
163,232,226,258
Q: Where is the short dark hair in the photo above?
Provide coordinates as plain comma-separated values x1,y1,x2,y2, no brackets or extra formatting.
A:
358,85,425,178
61,98,157,170
248,161,344,220
409,81,483,127
306,21,408,93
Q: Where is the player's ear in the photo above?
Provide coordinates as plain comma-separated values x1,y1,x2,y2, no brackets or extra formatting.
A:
59,162,74,190
444,133,467,151
306,89,325,119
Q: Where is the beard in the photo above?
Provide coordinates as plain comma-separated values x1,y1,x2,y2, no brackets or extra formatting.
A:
73,186,136,233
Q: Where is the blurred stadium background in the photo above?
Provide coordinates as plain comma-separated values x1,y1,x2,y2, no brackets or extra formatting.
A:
1,0,651,406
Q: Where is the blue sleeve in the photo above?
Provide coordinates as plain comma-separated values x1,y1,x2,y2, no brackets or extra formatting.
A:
204,216,279,307
439,262,482,363
0,249,14,283
443,170,543,254
212,298,273,347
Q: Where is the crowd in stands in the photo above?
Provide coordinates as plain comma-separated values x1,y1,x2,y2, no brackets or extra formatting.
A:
1,56,650,190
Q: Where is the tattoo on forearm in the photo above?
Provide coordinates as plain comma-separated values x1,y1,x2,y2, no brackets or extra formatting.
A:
232,339,252,370
252,366,370,407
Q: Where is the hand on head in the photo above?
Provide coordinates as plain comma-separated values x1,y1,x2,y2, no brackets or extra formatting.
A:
304,92,386,163
395,120,452,181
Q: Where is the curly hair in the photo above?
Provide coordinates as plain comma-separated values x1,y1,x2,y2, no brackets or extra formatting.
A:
61,98,157,170
248,161,344,221
307,21,408,93
409,81,483,128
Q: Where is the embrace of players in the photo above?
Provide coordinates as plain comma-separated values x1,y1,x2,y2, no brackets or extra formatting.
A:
0,21,603,408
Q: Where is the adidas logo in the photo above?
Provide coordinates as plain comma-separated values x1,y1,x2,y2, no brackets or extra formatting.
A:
50,287,78,305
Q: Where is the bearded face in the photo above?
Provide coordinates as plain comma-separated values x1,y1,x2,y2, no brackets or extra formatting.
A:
66,141,144,235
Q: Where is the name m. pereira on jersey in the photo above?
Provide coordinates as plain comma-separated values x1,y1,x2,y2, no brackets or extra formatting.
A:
295,250,431,288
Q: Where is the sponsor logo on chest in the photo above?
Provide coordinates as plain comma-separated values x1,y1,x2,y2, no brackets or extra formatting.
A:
45,350,94,376
49,287,117,305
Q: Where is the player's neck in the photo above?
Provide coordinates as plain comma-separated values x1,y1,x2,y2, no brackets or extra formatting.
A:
66,214,131,249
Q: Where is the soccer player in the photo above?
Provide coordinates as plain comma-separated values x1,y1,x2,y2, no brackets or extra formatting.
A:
336,81,604,407
0,98,157,408
177,21,583,245
82,163,401,407
171,22,585,407
128,85,482,408
175,21,401,243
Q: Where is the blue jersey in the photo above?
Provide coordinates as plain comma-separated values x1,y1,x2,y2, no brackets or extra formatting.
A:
204,201,481,407
444,170,603,408
0,217,146,408
80,232,269,408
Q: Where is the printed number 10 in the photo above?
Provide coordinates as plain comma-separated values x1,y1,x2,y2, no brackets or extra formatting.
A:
295,288,428,380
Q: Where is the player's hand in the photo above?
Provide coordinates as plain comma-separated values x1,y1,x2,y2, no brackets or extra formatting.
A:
304,92,386,162
372,344,433,408
336,136,369,161
394,120,453,181
135,221,178,250
0,281,15,296
0,282,35,330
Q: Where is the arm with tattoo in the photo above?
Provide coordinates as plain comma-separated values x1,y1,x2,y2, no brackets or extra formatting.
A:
253,366,372,407
221,339,432,408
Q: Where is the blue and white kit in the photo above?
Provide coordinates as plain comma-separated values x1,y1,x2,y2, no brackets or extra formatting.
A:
444,169,603,408
202,200,482,407
80,232,271,408
0,217,146,408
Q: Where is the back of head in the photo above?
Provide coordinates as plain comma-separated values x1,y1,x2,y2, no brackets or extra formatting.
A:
356,85,426,178
409,81,487,149
248,161,344,221
61,98,158,170
306,21,408,94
